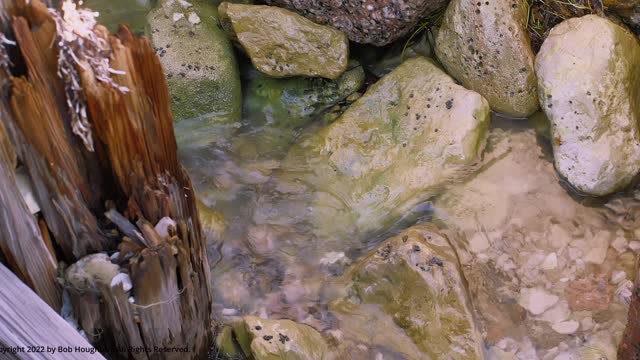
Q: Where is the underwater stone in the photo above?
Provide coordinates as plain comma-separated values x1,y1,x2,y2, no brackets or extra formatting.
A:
518,287,559,315
233,316,330,360
218,2,349,79
281,56,490,235
536,15,640,196
329,225,484,359
244,62,365,129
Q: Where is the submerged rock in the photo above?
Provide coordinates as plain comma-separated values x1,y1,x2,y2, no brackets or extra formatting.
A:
535,15,640,195
277,56,489,235
232,316,330,360
244,62,365,129
264,0,449,46
435,0,538,117
329,225,484,359
83,0,153,34
218,3,349,79
148,0,242,123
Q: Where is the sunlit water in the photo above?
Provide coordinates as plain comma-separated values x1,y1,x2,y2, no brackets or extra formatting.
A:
179,108,639,358
85,2,639,358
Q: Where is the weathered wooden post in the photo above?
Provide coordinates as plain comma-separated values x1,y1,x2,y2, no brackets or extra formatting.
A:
0,0,213,358
619,258,640,359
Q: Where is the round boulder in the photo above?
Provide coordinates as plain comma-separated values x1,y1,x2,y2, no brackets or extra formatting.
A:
536,15,640,195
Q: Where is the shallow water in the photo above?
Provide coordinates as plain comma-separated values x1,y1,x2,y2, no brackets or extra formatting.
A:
85,2,639,358
181,108,639,358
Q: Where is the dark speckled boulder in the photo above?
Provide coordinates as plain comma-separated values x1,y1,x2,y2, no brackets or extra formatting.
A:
264,0,449,46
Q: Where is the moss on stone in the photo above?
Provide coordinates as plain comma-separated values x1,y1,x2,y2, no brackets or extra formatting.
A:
148,0,241,123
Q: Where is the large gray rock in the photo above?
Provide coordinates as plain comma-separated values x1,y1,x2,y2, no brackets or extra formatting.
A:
329,225,484,359
148,0,242,123
535,15,640,196
218,3,349,79
435,0,538,117
269,56,490,236
264,0,449,46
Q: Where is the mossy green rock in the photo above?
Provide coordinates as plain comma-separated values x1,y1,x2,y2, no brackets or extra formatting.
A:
436,0,539,117
330,225,483,359
148,0,241,123
233,316,330,360
245,63,365,129
277,57,490,235
83,0,153,34
218,3,349,79
536,15,640,196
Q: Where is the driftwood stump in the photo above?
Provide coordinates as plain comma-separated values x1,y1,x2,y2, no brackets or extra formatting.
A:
619,258,640,360
0,0,212,358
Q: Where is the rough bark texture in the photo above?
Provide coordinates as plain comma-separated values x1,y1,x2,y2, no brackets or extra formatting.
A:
619,258,640,360
0,117,61,310
0,0,212,358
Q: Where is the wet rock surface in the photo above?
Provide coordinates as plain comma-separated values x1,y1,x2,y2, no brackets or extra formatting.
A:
436,0,538,117
148,0,242,123
265,56,490,236
536,15,640,196
264,0,449,46
329,224,484,359
232,316,330,360
244,62,365,129
218,2,349,79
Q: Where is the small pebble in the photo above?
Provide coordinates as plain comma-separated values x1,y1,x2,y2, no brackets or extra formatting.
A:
551,320,579,334
610,270,626,284
541,252,558,270
221,308,237,316
110,273,132,292
469,232,490,254
628,241,640,253
518,287,559,315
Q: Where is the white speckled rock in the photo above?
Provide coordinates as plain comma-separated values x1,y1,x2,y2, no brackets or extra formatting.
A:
435,0,538,117
536,15,640,196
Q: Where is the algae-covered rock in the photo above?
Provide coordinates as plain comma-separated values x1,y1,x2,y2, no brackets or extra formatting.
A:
436,0,538,117
148,0,241,123
329,225,483,359
218,3,349,79
273,56,489,235
535,15,640,195
232,316,330,360
245,62,365,129
83,0,153,34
